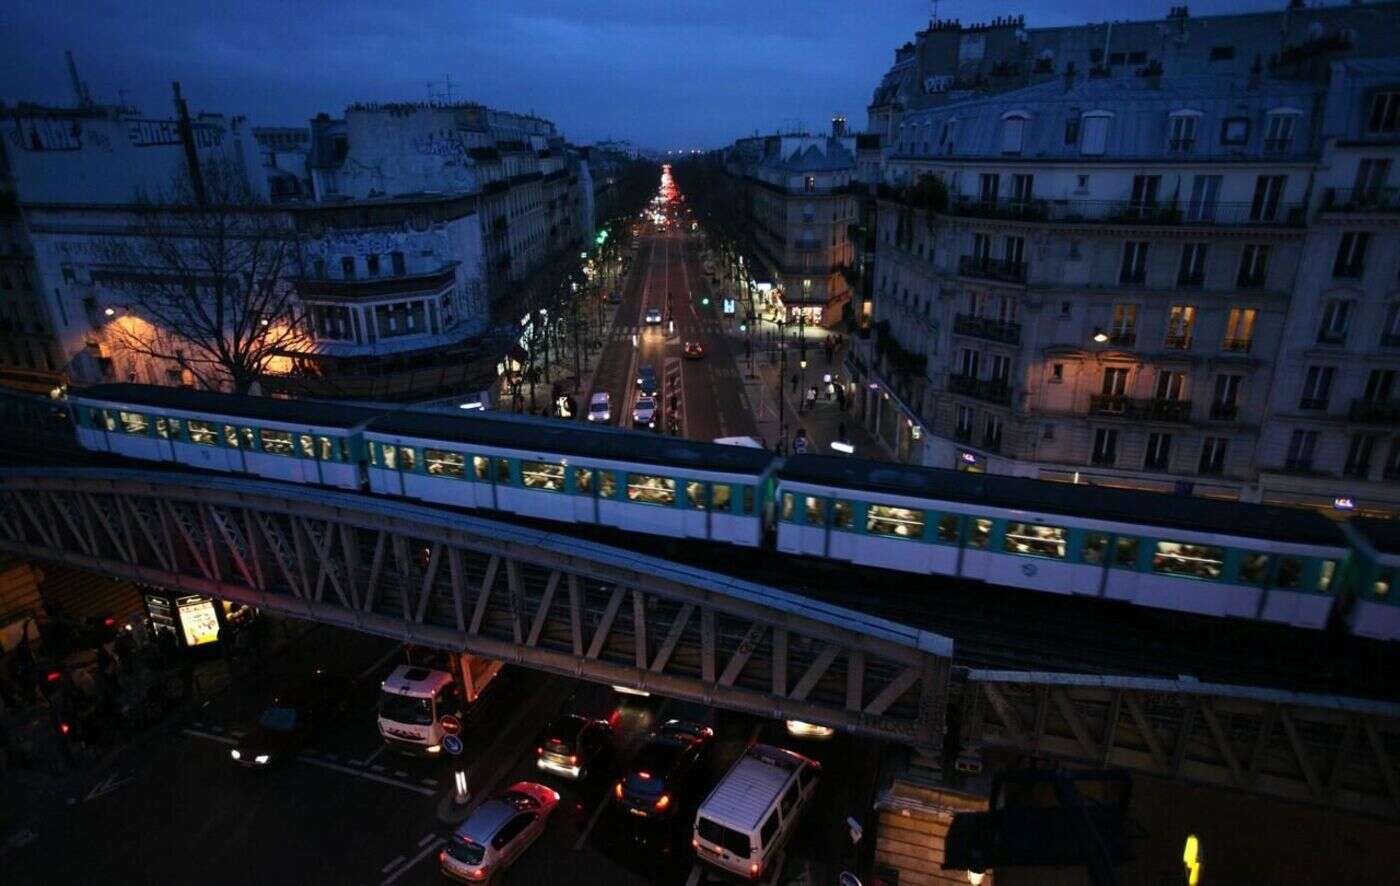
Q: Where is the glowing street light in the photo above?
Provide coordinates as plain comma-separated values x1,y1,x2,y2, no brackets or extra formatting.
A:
103,306,116,317
1092,328,1110,343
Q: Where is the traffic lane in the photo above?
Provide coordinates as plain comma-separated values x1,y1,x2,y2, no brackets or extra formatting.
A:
585,236,654,421
6,724,439,886
675,237,758,442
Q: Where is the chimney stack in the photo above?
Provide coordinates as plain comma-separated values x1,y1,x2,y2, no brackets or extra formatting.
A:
831,114,848,137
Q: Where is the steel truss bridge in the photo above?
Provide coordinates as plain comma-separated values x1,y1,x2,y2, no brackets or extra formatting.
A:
1,467,1397,819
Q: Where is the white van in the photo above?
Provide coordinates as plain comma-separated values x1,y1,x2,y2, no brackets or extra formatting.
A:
692,744,820,880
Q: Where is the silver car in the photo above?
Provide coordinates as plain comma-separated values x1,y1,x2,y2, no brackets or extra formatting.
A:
440,781,559,882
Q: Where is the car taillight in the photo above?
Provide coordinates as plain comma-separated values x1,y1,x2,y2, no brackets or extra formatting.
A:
655,793,671,810
614,781,623,799
568,755,578,766
750,861,762,877
438,850,447,863
692,837,699,850
59,722,71,735
45,671,62,683
536,746,543,755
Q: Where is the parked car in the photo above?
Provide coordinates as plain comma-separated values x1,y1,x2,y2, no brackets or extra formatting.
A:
587,392,612,424
535,714,613,780
440,782,559,882
683,342,704,360
230,670,355,768
614,720,713,820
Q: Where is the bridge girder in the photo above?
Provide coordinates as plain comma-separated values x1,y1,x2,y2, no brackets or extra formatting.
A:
0,469,952,747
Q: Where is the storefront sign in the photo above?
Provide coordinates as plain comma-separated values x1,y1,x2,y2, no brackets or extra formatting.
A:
177,597,221,647
959,451,978,465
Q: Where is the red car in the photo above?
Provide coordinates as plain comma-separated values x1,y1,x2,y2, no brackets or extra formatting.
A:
683,341,704,360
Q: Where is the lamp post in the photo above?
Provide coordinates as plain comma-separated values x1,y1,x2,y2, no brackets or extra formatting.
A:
777,315,788,453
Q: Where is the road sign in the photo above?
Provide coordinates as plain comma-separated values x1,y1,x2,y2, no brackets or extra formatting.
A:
442,734,464,756
440,715,462,736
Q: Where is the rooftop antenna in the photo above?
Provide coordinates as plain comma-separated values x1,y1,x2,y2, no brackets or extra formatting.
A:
65,50,93,108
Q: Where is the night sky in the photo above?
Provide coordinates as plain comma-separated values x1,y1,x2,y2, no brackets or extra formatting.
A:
5,1,1293,149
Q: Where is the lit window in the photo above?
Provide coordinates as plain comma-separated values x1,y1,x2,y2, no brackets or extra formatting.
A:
188,420,218,446
967,518,993,548
686,481,708,510
522,461,565,491
1319,560,1337,593
241,427,256,449
599,471,617,498
1084,533,1108,564
627,474,675,505
261,430,294,456
473,456,489,480
832,500,853,529
1153,541,1224,580
223,425,241,448
867,505,924,539
1003,522,1066,559
426,449,466,478
119,411,148,435
298,435,316,459
712,484,732,511
155,417,181,439
805,496,825,525
781,493,796,522
574,467,593,493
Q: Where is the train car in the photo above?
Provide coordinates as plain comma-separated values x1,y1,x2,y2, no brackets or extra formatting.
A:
775,455,1349,629
1343,519,1400,641
69,384,380,490
363,409,778,547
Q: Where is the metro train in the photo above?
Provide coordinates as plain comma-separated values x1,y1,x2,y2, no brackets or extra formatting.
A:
67,384,1399,641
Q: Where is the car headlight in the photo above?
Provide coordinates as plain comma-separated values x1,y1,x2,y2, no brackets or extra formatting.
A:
254,754,270,764
230,749,241,760
426,744,442,754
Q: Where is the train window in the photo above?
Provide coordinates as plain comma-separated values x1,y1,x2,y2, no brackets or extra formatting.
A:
742,486,755,515
1113,537,1138,568
832,500,853,529
223,425,241,448
1275,557,1302,589
155,417,180,439
242,427,257,449
1004,523,1066,559
494,458,510,483
1318,560,1337,593
522,461,565,491
574,467,593,493
317,436,333,460
867,505,924,539
599,471,618,498
686,481,708,510
781,493,796,522
1083,533,1108,564
339,438,350,462
1239,553,1270,585
188,420,219,446
967,518,993,548
426,449,466,478
713,484,732,511
119,411,148,435
393,446,417,471
473,456,489,480
627,474,675,505
937,515,961,542
367,441,380,465
1153,542,1224,580
805,496,826,525
261,430,294,455
298,435,316,458
1375,567,1394,597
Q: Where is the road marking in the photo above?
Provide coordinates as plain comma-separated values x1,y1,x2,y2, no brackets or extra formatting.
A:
83,770,133,802
418,832,438,848
359,644,403,681
572,788,613,851
371,764,386,772
685,863,704,886
380,837,445,886
360,745,385,766
230,730,245,739
380,855,405,874
421,778,438,787
182,728,236,746
297,755,436,796
395,769,409,778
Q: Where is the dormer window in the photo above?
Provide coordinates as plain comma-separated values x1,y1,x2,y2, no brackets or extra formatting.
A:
1001,112,1028,155
1080,111,1112,156
939,119,958,156
1265,109,1301,153
1168,110,1201,153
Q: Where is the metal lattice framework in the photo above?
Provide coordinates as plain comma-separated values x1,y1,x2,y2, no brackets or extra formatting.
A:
0,469,952,747
956,670,1400,819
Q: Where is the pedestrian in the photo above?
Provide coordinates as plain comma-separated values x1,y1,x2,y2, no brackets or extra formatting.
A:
826,381,835,400
790,372,799,393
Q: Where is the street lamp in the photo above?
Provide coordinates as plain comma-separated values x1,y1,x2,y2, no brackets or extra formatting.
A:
1092,328,1110,343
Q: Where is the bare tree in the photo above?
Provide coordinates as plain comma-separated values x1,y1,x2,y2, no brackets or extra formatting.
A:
95,157,306,394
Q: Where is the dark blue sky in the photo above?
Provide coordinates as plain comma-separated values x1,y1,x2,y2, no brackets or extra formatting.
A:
5,1,1289,149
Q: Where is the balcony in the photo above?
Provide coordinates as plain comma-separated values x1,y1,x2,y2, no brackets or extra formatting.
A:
1089,395,1193,422
1316,329,1347,346
1263,138,1293,153
1350,399,1400,425
1168,138,1196,153
1208,402,1239,421
1298,397,1330,411
1382,333,1400,348
295,264,457,301
1320,187,1400,214
953,313,1021,345
948,374,1012,405
958,255,1026,284
945,196,1306,227
1163,334,1193,351
1222,338,1253,354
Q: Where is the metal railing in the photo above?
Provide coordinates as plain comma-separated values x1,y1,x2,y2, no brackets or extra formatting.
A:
953,314,1021,345
1222,338,1253,353
948,374,1012,405
1163,334,1193,350
946,196,1307,227
1350,399,1400,425
958,255,1026,284
1320,187,1400,214
1089,395,1192,422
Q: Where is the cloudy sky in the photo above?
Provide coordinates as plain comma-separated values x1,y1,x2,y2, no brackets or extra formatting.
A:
5,1,1290,149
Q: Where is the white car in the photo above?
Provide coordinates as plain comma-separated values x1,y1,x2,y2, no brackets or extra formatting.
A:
587,391,611,423
440,782,558,882
645,307,663,325
632,397,658,430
